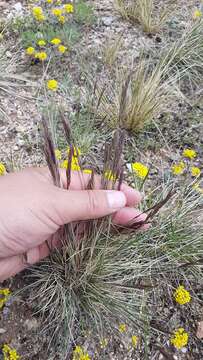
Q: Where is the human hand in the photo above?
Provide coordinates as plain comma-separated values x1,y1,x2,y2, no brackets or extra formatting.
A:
0,167,147,281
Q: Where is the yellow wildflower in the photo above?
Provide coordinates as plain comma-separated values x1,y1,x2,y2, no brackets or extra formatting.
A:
26,47,35,55
51,8,63,17
170,328,189,349
51,37,61,45
58,45,67,53
46,0,53,3
32,6,45,21
193,9,202,19
72,346,91,360
2,344,20,360
55,149,62,160
182,148,197,160
104,170,117,181
59,15,65,24
0,288,11,296
37,39,46,46
0,162,6,175
174,285,191,305
32,6,43,17
131,162,149,178
61,158,81,171
47,79,58,91
191,166,201,177
64,3,74,13
83,169,92,174
171,161,185,175
81,355,90,360
100,338,108,349
0,288,11,310
73,345,83,356
131,335,138,348
35,51,47,61
119,323,127,333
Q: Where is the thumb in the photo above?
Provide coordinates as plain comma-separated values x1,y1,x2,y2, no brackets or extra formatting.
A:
52,188,127,225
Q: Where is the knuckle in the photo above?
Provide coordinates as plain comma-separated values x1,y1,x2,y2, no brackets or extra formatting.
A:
86,190,101,216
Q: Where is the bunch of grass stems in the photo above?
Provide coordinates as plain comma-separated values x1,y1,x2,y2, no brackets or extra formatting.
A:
93,59,179,132
114,0,173,33
27,114,203,358
93,19,203,132
160,19,203,86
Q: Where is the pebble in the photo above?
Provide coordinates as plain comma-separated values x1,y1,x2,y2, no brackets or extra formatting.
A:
102,16,115,26
24,318,39,331
0,328,6,334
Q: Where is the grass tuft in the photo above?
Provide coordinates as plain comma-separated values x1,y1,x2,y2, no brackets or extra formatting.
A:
93,57,179,132
26,114,203,358
114,0,173,33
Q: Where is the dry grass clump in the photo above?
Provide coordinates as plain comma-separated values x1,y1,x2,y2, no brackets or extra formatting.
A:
161,20,203,86
93,58,179,132
114,0,173,33
26,114,203,358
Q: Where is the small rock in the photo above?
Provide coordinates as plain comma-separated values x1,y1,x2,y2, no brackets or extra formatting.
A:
102,16,115,26
6,51,12,59
0,328,6,334
13,2,23,13
24,318,39,331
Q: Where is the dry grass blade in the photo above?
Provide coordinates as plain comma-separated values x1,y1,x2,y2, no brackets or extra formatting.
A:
102,32,124,68
0,45,36,117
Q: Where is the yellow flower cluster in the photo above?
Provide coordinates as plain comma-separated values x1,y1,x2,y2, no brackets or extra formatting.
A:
171,161,185,175
37,39,46,46
183,148,197,160
170,328,189,349
2,344,20,360
193,9,202,19
131,335,138,348
35,51,47,61
174,285,191,305
51,38,68,53
60,146,82,171
72,345,91,360
0,162,6,175
47,79,58,91
131,162,149,178
0,288,11,310
191,166,201,177
32,6,45,21
171,148,201,178
55,149,62,160
118,323,127,333
51,3,74,23
104,170,117,181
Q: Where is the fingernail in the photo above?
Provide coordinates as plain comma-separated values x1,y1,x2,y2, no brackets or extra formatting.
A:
107,191,126,209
